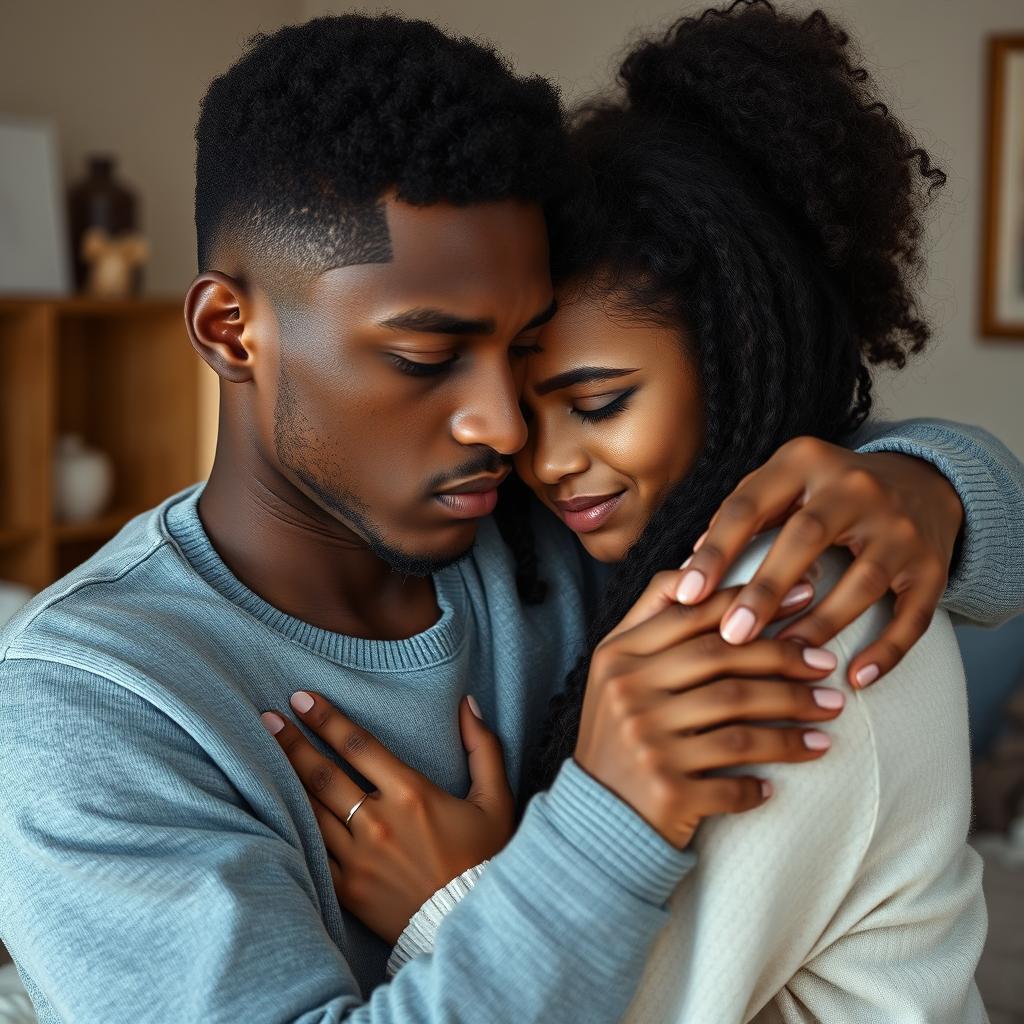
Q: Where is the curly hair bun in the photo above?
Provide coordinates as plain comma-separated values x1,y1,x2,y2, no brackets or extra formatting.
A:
619,0,945,367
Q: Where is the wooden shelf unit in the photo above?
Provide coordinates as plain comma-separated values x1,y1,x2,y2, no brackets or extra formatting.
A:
0,296,211,592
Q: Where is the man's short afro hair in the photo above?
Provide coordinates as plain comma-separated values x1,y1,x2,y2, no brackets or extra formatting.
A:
194,14,568,279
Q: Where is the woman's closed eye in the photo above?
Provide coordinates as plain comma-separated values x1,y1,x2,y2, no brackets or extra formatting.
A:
571,386,638,423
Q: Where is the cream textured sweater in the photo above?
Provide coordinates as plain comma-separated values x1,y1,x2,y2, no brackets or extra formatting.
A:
396,535,990,1023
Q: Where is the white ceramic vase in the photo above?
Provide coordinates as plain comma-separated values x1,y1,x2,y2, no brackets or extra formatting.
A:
53,434,114,522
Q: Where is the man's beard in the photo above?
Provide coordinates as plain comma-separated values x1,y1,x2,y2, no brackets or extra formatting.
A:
293,463,473,577
273,371,473,577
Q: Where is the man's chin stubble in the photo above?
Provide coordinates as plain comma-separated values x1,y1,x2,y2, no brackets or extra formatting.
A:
369,535,475,578
293,465,475,577
273,380,474,576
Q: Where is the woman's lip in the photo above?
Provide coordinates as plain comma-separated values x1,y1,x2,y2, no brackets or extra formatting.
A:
434,489,499,519
554,493,623,514
557,492,625,533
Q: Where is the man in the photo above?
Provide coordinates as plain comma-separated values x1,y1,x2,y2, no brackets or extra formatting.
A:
0,15,1021,1022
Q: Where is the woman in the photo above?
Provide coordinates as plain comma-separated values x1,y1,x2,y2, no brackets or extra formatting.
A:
265,3,991,1019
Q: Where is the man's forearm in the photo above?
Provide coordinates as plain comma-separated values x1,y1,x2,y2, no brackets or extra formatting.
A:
853,417,1024,624
356,759,692,1022
0,659,692,1024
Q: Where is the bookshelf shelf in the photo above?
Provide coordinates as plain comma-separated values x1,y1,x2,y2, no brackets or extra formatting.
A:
0,296,210,592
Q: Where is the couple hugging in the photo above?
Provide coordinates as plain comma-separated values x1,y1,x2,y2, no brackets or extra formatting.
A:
2,3,1023,1021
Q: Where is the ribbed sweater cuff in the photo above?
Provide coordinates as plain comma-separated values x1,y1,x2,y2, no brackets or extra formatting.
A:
386,861,492,977
537,758,695,906
854,423,1014,623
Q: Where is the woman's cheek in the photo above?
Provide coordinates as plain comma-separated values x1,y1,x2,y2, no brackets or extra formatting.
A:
611,397,701,535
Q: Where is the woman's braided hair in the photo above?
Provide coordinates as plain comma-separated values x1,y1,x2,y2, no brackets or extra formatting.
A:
520,0,944,800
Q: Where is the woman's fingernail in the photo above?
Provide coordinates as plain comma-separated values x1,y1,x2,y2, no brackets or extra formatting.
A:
855,664,880,688
260,711,285,735
812,687,845,710
466,695,483,719
679,554,694,570
290,691,314,713
760,779,773,800
781,582,814,608
693,530,708,551
676,569,705,604
721,606,756,644
802,647,837,671
803,730,831,751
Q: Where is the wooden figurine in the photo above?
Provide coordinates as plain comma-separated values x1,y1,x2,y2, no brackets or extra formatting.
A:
80,226,149,298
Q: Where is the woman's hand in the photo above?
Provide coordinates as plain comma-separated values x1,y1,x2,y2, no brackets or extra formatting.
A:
576,574,845,849
674,437,964,688
259,695,514,944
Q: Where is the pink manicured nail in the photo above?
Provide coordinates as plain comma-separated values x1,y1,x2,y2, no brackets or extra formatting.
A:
760,780,773,800
260,711,285,735
781,582,814,608
693,530,708,551
466,695,483,719
803,730,831,751
812,688,845,710
802,647,837,671
679,554,694,570
855,664,880,688
676,569,706,604
721,606,756,645
290,691,314,713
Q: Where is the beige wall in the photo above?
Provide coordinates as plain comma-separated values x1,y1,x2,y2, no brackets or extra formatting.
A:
0,0,303,475
0,0,300,295
4,1,1022,461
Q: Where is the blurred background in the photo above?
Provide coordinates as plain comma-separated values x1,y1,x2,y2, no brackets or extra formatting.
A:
0,1,1022,1021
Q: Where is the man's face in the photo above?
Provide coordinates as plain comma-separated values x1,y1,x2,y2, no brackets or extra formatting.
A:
258,198,553,575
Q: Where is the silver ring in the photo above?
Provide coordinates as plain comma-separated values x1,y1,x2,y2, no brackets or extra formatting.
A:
344,792,371,828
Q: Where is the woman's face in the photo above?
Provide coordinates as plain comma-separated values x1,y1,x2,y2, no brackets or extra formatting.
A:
515,285,704,562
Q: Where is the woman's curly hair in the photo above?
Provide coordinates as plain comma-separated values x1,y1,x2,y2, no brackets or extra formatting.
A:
520,0,945,800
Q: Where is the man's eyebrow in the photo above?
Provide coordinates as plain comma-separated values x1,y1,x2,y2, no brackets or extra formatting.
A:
534,366,639,396
379,308,496,336
520,299,558,333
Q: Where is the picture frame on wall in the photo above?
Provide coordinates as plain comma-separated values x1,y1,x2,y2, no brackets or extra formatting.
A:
981,35,1024,339
0,116,71,296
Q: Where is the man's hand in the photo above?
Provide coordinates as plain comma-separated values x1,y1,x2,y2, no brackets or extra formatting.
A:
675,437,964,689
259,694,514,944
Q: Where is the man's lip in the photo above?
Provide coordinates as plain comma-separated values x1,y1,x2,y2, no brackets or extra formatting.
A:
553,492,625,513
434,489,499,519
435,469,510,495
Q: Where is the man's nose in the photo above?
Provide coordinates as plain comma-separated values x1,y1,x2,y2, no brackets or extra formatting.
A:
451,366,529,455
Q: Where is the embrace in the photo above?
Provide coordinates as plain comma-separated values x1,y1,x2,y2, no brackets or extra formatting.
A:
2,3,1023,1022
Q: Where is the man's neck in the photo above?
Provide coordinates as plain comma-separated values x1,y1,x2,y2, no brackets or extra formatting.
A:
197,451,440,641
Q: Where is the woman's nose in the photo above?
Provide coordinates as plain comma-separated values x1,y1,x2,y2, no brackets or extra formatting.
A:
530,424,590,485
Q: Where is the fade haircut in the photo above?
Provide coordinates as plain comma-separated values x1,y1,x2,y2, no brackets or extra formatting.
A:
193,14,568,290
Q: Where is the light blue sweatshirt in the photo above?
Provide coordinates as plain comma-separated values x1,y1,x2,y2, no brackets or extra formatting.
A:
0,419,1021,1023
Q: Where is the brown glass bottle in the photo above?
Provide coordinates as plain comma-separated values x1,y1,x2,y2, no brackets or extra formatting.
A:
68,155,141,293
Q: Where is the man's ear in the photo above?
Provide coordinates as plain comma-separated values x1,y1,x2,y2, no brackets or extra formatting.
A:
185,271,256,383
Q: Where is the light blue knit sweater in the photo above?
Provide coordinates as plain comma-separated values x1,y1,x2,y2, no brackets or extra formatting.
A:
0,418,1021,1023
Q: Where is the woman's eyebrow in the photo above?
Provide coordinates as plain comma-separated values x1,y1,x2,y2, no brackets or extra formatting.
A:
533,366,638,396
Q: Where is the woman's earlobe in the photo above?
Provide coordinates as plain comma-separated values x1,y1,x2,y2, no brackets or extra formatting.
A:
185,271,255,383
